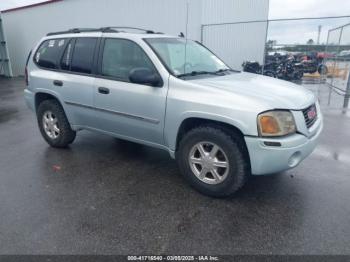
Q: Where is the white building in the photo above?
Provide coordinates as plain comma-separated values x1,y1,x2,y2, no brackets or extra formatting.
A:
1,0,269,76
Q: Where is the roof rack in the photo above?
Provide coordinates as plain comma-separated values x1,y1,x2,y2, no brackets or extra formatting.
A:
46,28,115,36
100,27,163,34
46,27,163,36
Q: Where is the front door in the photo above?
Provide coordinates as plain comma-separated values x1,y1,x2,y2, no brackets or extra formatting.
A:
93,38,168,146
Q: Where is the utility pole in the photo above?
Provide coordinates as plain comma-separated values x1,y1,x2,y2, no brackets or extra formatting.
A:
0,13,12,77
343,72,350,113
317,25,322,45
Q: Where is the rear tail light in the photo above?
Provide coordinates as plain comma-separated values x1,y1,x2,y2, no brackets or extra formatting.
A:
25,50,32,86
25,66,29,86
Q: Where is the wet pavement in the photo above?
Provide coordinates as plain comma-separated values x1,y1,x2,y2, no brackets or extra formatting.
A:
0,77,350,255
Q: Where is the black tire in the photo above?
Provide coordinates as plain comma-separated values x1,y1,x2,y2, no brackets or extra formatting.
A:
176,126,250,197
318,65,328,75
37,99,76,148
263,71,276,78
295,71,304,80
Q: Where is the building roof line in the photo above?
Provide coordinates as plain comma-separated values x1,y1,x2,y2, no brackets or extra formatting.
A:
1,0,63,13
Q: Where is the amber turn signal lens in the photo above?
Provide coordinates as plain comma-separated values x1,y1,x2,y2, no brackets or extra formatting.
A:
258,110,296,137
259,116,281,134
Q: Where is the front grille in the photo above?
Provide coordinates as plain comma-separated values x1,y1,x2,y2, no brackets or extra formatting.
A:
302,104,318,129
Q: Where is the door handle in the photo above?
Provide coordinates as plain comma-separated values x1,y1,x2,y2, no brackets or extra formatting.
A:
98,87,110,95
53,80,63,87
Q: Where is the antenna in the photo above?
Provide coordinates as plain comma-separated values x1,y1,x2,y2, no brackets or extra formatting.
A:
183,1,189,75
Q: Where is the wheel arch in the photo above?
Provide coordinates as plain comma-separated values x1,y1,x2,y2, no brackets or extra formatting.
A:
34,90,73,125
173,116,247,153
35,92,61,111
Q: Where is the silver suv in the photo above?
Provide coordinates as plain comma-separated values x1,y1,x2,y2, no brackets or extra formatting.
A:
24,27,323,197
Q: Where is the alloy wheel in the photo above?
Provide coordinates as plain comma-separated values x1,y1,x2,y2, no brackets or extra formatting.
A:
188,142,230,185
42,111,60,139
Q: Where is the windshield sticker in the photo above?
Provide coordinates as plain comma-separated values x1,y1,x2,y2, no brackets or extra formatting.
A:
35,52,40,63
48,40,55,47
58,39,65,47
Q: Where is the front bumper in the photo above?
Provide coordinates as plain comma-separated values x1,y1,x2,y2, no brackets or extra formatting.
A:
245,116,323,175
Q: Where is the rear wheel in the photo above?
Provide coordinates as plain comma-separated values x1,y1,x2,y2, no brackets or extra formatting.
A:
37,100,76,148
177,126,250,197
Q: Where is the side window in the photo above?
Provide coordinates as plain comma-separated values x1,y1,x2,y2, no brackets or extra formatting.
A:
101,38,156,81
34,39,67,69
70,38,97,74
60,39,74,71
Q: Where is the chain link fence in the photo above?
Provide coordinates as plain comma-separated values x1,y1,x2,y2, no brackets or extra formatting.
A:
201,16,350,110
323,23,350,109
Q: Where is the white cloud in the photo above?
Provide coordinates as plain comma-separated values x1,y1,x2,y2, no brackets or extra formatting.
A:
268,17,350,44
268,0,350,44
269,0,350,19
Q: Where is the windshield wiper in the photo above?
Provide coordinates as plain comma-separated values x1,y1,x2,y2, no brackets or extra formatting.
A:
215,68,240,73
177,70,221,78
177,68,239,78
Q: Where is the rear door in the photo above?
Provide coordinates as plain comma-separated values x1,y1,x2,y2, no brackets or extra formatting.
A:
55,37,99,127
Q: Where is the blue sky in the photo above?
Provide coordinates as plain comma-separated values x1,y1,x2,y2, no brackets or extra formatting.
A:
1,0,350,44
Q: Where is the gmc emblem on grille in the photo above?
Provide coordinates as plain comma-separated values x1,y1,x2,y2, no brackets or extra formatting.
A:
307,107,317,120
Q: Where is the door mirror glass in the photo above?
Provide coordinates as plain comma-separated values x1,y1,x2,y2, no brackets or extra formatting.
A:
129,68,162,87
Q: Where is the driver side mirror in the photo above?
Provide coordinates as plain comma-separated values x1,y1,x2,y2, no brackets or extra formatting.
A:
129,68,162,87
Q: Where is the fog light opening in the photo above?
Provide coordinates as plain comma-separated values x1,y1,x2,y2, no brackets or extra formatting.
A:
288,152,302,167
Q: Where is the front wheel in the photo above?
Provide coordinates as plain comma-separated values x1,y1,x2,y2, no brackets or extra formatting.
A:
176,126,250,197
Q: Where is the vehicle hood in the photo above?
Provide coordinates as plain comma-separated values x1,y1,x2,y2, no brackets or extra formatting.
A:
189,72,315,110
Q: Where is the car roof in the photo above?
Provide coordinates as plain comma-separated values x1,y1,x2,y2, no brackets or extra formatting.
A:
43,27,181,41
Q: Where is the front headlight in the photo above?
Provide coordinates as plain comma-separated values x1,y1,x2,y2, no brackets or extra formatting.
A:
258,110,296,137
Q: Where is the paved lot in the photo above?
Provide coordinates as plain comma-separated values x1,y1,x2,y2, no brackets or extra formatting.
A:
0,77,350,255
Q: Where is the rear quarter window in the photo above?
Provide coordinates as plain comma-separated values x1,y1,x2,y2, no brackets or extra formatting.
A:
34,39,67,69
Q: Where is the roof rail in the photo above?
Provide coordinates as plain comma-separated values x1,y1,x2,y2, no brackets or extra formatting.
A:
46,28,115,36
46,27,162,36
100,26,163,34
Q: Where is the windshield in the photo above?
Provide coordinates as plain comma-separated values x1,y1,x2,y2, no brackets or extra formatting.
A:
145,38,230,77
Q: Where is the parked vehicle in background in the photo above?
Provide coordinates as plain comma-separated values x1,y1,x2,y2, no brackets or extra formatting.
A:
338,50,350,60
242,58,304,81
300,59,319,74
300,53,328,74
24,27,323,197
242,61,276,77
242,61,261,74
277,57,304,80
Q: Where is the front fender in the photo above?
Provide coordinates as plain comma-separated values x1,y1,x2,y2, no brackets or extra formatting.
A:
164,110,251,151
